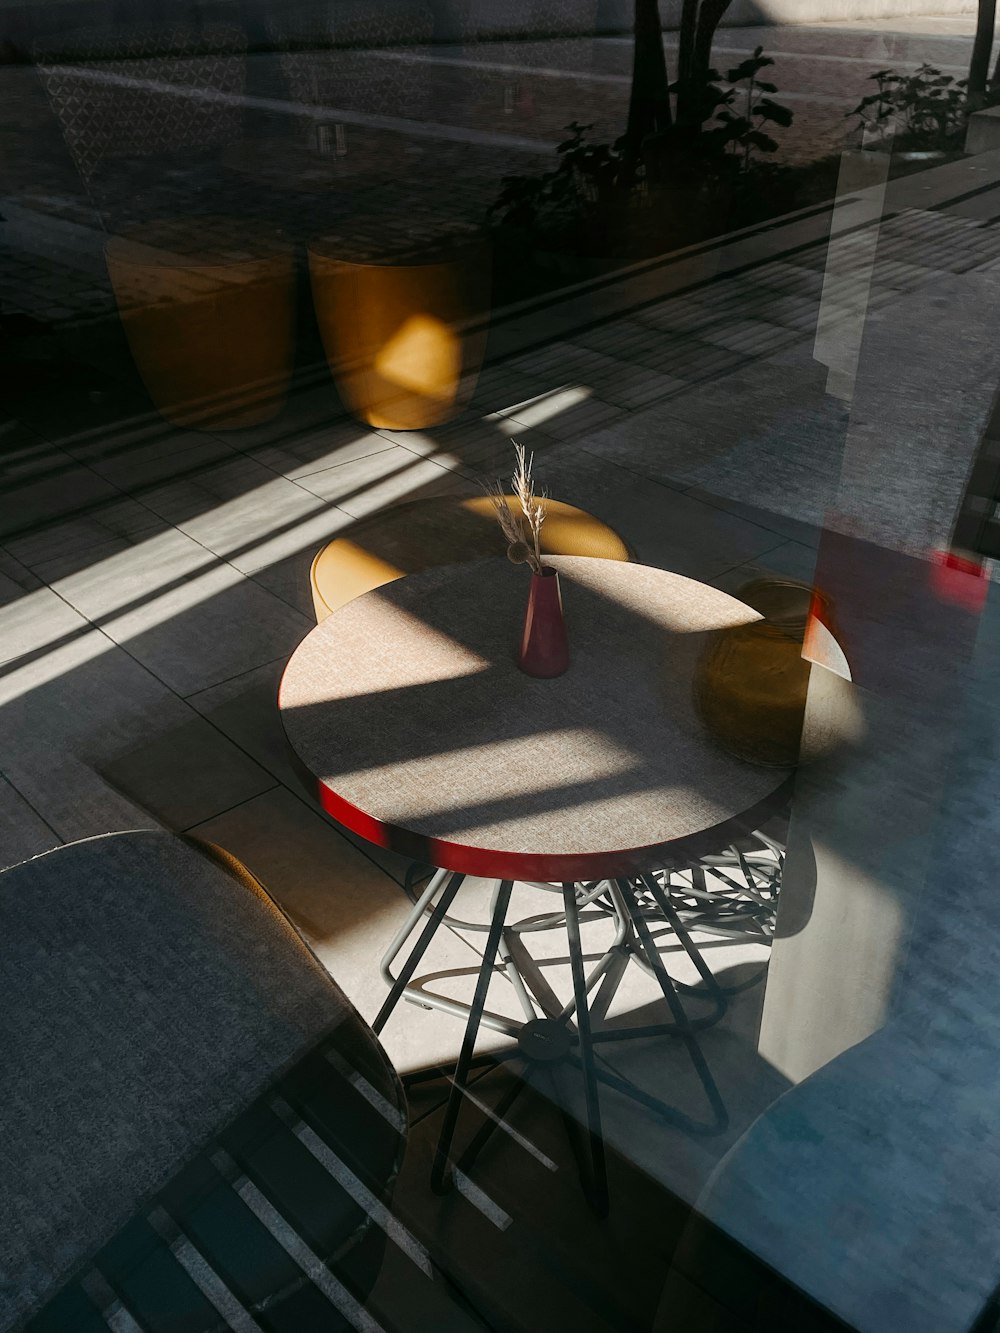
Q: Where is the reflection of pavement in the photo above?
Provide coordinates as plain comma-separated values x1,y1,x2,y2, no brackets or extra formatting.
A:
0,15,983,327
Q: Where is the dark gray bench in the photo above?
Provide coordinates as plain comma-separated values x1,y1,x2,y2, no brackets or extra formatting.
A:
1,830,405,1333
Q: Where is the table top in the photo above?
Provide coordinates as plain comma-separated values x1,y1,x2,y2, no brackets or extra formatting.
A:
279,556,791,880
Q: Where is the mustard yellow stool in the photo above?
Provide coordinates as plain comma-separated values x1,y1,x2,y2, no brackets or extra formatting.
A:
106,217,295,430
308,240,491,431
310,494,632,622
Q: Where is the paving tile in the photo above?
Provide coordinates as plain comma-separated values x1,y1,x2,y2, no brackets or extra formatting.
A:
581,360,849,530
506,389,626,441
44,526,312,695
374,419,503,478
0,583,91,667
686,489,823,547
295,445,474,518
84,433,237,491
881,210,1000,274
0,774,61,870
138,453,280,527
1,423,70,477
97,713,277,831
710,541,820,594
635,292,770,339
206,379,347,450
0,628,196,840
188,787,493,1073
749,260,827,299
508,343,687,411
632,296,723,339
377,412,563,481
530,447,787,579
5,747,163,844
572,319,753,382
694,319,800,359
0,448,120,540
186,658,310,792
139,454,355,575
0,548,42,598
186,657,414,883
0,572,26,605
686,272,833,335
4,498,168,581
468,362,553,417
242,416,396,480
249,555,323,617
723,287,825,334
0,420,121,539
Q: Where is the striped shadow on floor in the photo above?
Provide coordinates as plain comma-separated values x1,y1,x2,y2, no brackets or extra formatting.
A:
22,1023,422,1333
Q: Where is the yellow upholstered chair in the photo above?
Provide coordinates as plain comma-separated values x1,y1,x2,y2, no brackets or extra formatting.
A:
310,493,631,623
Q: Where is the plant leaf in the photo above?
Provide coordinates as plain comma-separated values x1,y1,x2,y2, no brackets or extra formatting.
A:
753,98,794,127
745,129,780,153
727,57,766,83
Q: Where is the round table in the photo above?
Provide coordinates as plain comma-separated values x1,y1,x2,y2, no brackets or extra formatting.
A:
279,555,791,1210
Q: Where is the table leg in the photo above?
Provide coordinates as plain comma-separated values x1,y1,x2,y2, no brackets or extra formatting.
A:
613,878,729,1133
639,873,728,1026
562,882,609,1217
455,1061,530,1179
374,868,465,1034
384,872,730,1202
431,879,515,1194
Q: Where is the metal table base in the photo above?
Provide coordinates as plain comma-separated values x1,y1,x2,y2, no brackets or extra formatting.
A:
372,850,780,1215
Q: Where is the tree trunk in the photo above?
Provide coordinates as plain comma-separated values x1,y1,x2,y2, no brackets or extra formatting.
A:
672,0,734,127
674,0,700,124
692,0,734,88
625,0,672,150
970,0,997,99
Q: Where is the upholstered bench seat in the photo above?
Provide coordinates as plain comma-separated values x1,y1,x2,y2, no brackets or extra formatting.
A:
1,832,405,1333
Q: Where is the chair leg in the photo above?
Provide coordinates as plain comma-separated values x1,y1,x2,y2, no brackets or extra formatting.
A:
431,879,515,1193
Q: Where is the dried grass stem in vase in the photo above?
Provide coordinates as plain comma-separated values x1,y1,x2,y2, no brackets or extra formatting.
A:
486,441,547,574
487,441,569,678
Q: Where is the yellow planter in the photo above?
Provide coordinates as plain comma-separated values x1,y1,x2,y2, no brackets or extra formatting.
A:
106,218,295,430
308,239,490,430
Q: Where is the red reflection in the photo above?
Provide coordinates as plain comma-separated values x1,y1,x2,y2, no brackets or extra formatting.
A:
929,550,989,614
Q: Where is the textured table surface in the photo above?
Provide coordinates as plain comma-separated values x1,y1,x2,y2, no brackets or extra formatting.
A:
279,556,789,877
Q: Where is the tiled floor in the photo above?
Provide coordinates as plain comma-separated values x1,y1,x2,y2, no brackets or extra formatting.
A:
3,119,1000,1330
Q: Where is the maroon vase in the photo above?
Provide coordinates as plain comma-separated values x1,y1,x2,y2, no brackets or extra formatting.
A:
518,567,569,678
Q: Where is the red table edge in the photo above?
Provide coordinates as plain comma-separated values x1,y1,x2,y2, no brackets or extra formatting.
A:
315,774,794,882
